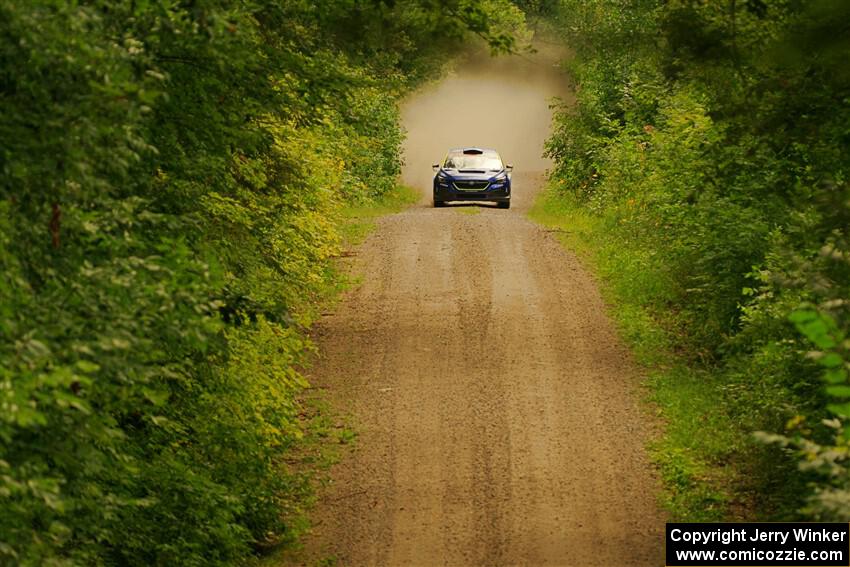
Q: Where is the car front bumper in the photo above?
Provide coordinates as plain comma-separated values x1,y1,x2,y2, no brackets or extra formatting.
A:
433,183,511,202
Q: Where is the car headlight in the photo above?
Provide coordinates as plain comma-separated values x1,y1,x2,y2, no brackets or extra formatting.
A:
492,173,507,183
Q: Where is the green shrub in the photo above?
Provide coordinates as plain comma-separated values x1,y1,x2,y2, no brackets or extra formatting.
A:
545,0,850,519
0,0,524,564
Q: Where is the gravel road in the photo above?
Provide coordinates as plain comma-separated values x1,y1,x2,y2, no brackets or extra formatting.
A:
293,45,665,567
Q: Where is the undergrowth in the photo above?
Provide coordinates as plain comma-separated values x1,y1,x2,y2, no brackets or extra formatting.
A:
530,189,792,521
537,0,850,522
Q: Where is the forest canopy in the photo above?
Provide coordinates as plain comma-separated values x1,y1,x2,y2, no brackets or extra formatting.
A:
3,0,850,564
0,1,525,564
544,0,850,521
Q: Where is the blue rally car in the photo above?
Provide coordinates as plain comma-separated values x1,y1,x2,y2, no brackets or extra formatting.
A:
432,147,513,209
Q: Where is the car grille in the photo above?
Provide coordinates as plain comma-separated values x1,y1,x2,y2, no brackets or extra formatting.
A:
453,180,490,191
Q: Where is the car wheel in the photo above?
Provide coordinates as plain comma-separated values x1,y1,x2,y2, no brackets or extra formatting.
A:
497,201,510,209
433,200,445,208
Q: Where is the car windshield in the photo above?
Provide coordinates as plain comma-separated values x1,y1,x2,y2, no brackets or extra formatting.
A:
444,152,503,171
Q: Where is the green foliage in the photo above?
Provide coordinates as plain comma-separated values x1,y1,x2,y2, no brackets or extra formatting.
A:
756,236,850,520
530,191,736,521
339,185,420,248
0,0,522,565
546,0,850,519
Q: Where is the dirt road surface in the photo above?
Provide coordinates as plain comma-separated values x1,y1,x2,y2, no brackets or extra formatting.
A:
294,46,665,566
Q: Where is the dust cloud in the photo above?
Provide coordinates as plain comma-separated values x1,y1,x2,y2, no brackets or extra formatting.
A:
400,42,573,195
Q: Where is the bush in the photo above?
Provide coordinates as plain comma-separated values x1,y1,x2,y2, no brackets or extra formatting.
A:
0,0,524,564
546,0,850,519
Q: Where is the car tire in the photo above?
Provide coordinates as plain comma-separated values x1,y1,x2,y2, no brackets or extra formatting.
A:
497,201,510,209
433,200,445,208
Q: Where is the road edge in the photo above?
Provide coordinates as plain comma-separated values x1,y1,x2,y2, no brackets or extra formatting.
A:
526,184,745,523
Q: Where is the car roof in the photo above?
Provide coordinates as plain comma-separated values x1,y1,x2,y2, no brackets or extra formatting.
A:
447,147,500,156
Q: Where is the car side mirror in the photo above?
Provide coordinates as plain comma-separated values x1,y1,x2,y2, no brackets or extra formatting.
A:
432,163,440,171
506,163,514,171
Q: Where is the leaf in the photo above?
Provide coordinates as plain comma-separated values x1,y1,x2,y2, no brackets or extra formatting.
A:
141,387,169,407
75,360,101,374
825,385,850,398
826,402,850,418
824,367,848,384
791,310,839,349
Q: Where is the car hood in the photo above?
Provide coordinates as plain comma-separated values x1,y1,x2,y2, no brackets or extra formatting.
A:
439,169,505,180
